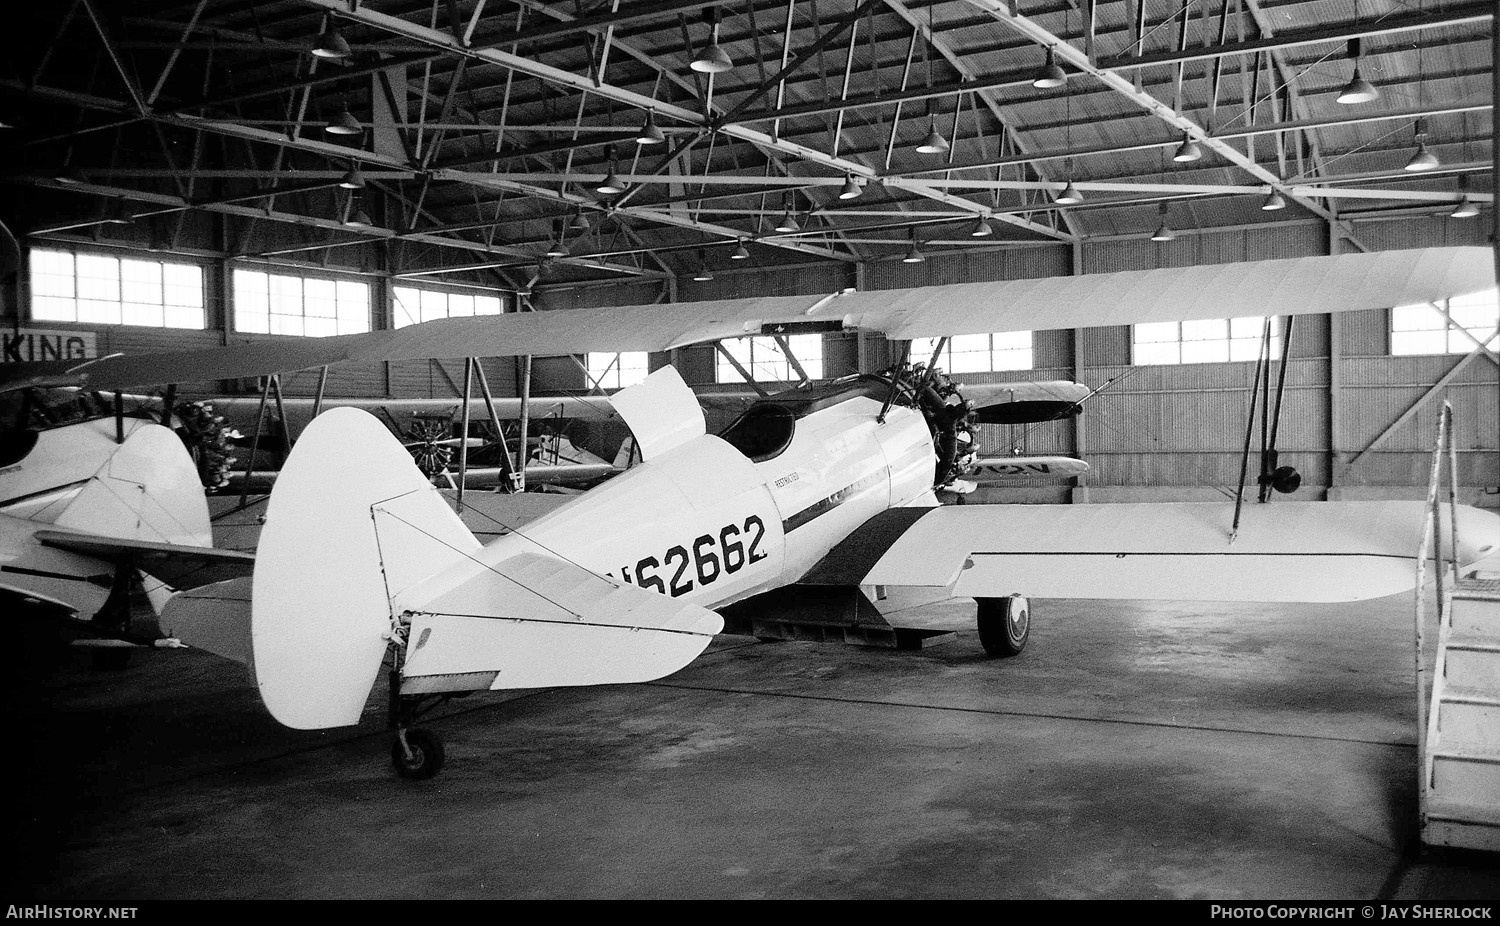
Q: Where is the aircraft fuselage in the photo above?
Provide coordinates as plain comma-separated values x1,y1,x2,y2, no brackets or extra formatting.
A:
411,393,938,614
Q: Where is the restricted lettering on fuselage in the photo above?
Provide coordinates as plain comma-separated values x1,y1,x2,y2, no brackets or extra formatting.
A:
606,514,770,598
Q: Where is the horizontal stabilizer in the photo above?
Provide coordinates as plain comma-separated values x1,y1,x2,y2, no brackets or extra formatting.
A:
34,530,254,589
401,552,722,691
844,502,1500,603
159,577,253,667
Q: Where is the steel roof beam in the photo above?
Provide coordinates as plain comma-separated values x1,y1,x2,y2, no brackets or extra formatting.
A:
308,0,1069,242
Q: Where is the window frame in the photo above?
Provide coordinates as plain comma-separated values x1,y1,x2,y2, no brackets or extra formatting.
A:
1390,289,1499,357
1131,316,1283,366
584,351,650,390
391,283,506,328
714,334,825,384
911,331,1034,374
232,266,372,337
27,246,207,330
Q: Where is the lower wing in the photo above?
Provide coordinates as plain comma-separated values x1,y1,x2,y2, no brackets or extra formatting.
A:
802,501,1500,603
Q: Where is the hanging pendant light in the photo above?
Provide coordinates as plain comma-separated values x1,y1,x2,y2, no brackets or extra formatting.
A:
1450,197,1479,219
1032,47,1067,89
337,164,365,189
774,195,800,233
312,25,352,60
1336,36,1380,104
569,210,592,231
916,119,950,155
839,174,864,200
691,8,734,73
325,106,363,135
692,250,714,281
1260,189,1287,211
1173,133,1203,163
635,110,666,145
731,239,751,260
596,143,627,194
901,231,926,263
969,216,994,238
1404,142,1439,172
1150,203,1174,241
1054,180,1084,205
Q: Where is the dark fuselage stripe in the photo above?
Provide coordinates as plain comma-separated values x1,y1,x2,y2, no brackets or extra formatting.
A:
783,468,887,534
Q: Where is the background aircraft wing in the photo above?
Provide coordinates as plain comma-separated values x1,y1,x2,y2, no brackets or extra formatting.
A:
33,530,255,589
70,247,1492,389
800,501,1500,604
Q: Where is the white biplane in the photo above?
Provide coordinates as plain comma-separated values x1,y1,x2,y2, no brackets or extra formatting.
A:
0,373,254,657
58,247,1500,779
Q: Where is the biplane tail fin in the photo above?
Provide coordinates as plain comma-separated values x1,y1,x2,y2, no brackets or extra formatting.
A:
53,423,214,550
251,407,482,730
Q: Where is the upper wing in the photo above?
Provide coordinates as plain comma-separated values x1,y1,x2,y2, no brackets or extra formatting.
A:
33,530,255,589
71,247,1493,389
800,501,1500,603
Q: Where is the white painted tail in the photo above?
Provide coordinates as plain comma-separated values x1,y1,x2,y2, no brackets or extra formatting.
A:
251,408,480,730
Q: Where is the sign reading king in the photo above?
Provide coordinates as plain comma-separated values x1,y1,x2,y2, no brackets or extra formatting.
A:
2,328,98,363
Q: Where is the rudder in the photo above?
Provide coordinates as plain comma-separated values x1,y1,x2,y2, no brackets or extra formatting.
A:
251,407,480,729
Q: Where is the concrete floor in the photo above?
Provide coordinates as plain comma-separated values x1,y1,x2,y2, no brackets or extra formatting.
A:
6,590,1499,900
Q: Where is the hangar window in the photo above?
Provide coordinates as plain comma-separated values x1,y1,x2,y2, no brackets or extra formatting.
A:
911,332,1033,372
392,286,504,328
586,352,649,390
1132,317,1281,365
29,248,205,329
233,269,370,337
1390,289,1499,355
715,335,824,384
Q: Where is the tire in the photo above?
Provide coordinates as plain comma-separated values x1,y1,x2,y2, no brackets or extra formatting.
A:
391,728,445,780
976,595,1029,658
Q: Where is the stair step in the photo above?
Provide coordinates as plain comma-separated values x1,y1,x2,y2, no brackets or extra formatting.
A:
1426,800,1500,828
1446,632,1500,653
1440,686,1500,707
1432,743,1500,763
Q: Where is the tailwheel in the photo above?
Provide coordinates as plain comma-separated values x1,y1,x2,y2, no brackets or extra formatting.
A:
976,594,1029,658
391,727,445,780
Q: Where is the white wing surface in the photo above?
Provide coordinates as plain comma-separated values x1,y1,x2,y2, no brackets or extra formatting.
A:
72,247,1492,389
805,502,1500,603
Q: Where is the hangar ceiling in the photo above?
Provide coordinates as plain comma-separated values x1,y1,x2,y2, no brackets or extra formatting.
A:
2,0,1494,291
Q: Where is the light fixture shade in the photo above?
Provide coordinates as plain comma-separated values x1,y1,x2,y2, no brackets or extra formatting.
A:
1404,142,1439,172
312,28,352,59
1336,66,1380,105
635,111,665,145
1173,134,1203,163
690,42,734,74
773,212,800,233
596,171,627,195
902,242,926,263
969,216,994,237
1054,181,1084,205
839,175,864,200
1451,197,1479,219
55,167,87,185
545,239,569,258
343,208,373,228
569,212,592,231
1261,190,1287,211
1150,223,1175,242
338,166,365,189
693,267,714,282
916,121,950,155
325,107,362,135
1032,49,1067,90
731,240,751,260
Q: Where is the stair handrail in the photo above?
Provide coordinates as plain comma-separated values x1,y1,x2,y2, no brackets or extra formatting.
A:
1415,400,1458,827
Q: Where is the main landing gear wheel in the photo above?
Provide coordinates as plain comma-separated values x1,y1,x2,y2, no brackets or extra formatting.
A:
391,728,445,780
976,595,1029,658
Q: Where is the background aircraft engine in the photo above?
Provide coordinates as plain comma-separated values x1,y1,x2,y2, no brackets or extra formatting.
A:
904,366,979,489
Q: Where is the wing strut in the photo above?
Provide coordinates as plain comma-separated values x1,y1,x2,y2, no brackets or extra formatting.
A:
1230,316,1299,539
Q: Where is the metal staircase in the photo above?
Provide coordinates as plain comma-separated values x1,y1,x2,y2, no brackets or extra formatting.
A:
1415,402,1500,852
